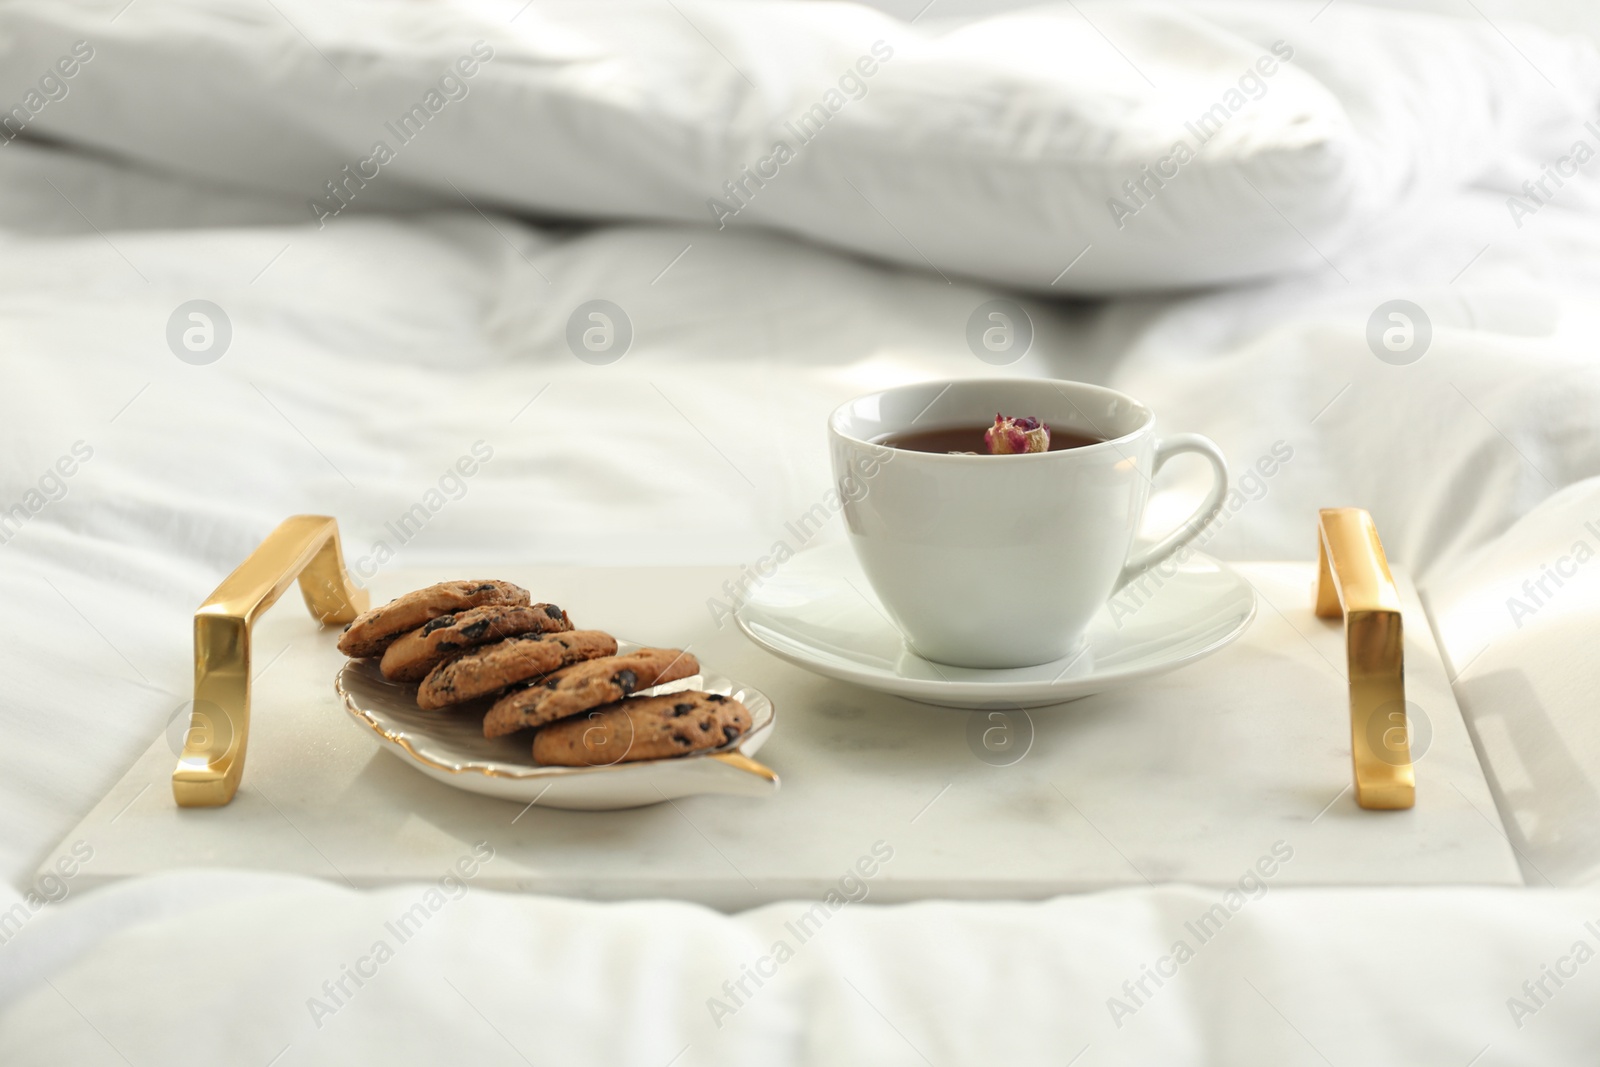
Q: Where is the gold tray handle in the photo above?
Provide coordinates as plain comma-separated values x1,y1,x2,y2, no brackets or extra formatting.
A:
173,515,368,808
1314,507,1414,811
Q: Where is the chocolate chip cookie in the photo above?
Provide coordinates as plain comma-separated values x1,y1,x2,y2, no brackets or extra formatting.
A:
481,647,699,738
379,603,572,682
338,580,529,658
531,691,751,766
417,630,619,711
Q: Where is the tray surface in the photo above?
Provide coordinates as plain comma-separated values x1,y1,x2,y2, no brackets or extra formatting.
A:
39,561,1522,909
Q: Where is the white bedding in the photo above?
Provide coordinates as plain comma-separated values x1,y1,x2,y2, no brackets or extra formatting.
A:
3,0,1600,1060
6,0,1594,293
5,872,1600,1065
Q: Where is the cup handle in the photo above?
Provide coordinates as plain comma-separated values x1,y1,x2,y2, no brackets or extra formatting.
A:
1113,433,1228,593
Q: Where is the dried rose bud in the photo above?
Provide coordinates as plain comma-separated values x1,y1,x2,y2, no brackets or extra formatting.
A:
984,414,1051,455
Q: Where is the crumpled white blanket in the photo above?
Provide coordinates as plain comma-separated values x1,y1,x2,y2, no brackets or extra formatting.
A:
1,871,1598,1064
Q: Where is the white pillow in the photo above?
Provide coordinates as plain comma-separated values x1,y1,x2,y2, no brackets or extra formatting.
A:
1427,478,1600,887
0,0,1592,292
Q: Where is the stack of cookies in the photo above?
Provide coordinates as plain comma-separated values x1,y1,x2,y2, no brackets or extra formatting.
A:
337,580,751,766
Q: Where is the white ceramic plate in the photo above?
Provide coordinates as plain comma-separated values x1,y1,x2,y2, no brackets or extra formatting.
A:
736,543,1255,709
336,640,778,810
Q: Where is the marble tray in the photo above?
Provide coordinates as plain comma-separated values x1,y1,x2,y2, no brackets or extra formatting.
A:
37,560,1520,910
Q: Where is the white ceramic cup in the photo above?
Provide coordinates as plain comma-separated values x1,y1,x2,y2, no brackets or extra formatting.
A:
828,378,1227,669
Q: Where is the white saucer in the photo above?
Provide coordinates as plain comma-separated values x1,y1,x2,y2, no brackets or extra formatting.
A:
735,543,1256,709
